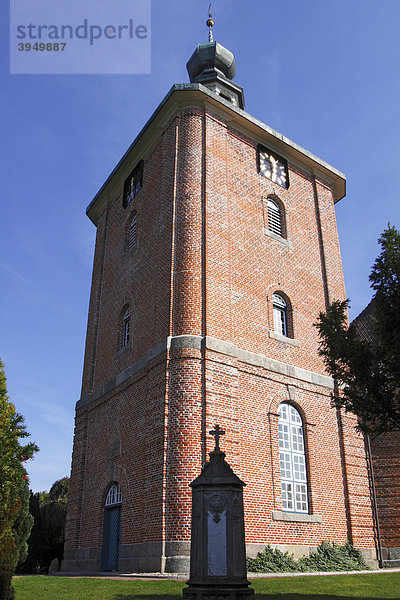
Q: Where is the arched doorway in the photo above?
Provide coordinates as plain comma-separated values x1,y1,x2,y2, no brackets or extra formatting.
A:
101,483,122,571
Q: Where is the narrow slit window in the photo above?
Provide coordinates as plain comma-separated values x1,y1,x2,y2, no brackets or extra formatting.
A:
123,308,130,347
273,293,288,337
267,198,283,237
128,215,137,252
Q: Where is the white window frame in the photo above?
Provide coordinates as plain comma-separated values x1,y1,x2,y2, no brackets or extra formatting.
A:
278,403,309,513
105,483,122,507
273,293,288,337
267,198,283,237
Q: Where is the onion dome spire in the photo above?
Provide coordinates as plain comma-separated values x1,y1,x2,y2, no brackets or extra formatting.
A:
186,8,245,109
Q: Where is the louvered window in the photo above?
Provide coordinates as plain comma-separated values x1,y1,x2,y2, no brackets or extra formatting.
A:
278,404,309,513
105,483,122,507
123,308,130,346
128,215,137,252
273,293,288,337
123,160,143,208
267,198,283,237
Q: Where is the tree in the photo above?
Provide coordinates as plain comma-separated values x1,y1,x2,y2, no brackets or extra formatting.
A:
0,360,38,599
18,492,42,573
19,477,70,573
40,477,70,569
315,225,400,436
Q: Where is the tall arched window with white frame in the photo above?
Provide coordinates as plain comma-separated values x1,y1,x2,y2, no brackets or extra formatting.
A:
278,403,309,513
273,293,288,337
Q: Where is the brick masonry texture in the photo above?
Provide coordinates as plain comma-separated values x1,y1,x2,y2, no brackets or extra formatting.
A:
63,96,378,573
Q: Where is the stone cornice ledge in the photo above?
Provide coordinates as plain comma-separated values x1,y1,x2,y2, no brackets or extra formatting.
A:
272,511,322,524
204,336,333,389
76,335,333,409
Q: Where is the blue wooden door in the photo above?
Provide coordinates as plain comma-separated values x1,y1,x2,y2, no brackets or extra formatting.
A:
101,505,121,570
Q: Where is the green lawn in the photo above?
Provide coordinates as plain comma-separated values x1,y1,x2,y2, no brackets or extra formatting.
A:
13,572,400,600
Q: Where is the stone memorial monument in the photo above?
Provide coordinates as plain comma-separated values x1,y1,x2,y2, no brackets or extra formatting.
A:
182,425,254,600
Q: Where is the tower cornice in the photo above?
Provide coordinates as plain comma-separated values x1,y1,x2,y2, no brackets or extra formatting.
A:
87,84,345,225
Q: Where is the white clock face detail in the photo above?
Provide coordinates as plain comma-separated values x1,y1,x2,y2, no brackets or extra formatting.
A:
259,150,288,188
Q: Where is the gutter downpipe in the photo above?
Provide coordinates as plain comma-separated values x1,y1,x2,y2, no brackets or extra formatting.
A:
365,432,384,568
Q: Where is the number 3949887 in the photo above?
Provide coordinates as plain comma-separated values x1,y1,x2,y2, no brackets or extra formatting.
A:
18,43,67,51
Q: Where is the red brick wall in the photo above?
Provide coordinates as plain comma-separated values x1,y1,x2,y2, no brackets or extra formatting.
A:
64,100,376,565
371,432,400,550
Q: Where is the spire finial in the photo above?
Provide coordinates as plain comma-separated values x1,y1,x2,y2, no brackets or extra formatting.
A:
206,3,215,42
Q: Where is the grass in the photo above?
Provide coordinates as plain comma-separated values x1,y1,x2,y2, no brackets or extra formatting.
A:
13,572,400,600
13,576,184,600
254,573,400,599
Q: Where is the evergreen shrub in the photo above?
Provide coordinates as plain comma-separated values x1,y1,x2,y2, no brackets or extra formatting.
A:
247,541,371,573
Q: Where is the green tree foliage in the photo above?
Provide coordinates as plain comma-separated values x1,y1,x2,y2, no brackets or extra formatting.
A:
41,476,70,567
11,484,32,565
315,225,400,436
0,360,38,599
19,477,69,573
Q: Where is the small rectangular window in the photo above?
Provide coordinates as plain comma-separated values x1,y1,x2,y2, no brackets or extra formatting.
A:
123,160,143,208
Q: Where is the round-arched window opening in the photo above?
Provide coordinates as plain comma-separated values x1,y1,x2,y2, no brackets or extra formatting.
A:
128,214,137,252
105,483,122,507
267,198,284,237
273,293,288,337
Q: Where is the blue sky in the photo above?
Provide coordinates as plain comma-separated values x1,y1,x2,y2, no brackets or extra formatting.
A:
1,0,400,493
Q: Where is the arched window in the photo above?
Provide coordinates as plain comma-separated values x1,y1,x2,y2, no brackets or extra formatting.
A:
273,293,288,337
278,403,308,513
105,483,122,507
128,213,137,252
122,308,130,347
267,198,284,237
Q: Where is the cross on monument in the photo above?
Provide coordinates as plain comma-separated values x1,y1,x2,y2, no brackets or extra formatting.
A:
209,424,225,451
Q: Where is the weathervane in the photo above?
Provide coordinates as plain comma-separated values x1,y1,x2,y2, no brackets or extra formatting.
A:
206,3,215,42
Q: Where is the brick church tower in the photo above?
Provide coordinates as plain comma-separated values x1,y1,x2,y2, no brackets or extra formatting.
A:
63,25,377,573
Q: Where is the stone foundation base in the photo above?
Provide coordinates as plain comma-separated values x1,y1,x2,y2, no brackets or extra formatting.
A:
246,543,313,561
182,583,254,600
382,546,400,567
61,541,190,574
382,546,400,561
62,542,379,574
62,547,101,572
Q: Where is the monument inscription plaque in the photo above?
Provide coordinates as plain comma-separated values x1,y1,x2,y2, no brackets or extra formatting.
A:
206,491,227,576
